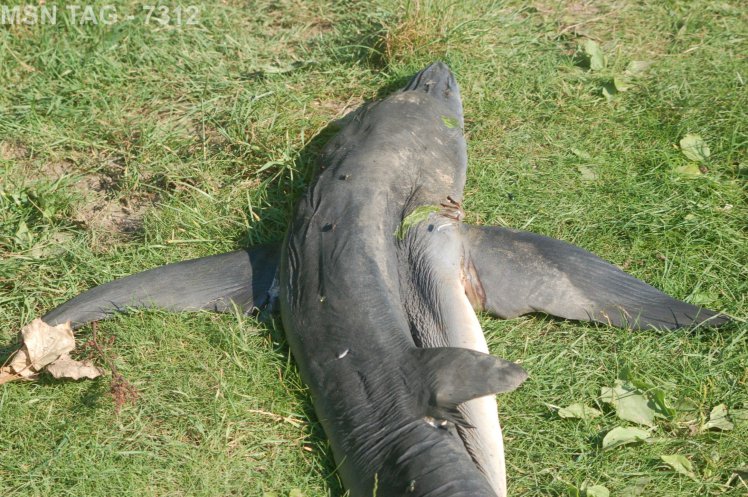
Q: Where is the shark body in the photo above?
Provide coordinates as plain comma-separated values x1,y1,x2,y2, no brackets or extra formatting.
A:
42,62,728,497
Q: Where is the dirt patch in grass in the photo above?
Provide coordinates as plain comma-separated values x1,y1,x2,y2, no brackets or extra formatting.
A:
528,0,674,58
21,157,157,242
301,19,334,40
531,0,625,42
71,173,157,237
0,141,29,161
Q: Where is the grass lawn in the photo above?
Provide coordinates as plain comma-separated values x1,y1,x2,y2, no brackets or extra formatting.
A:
1,1,746,495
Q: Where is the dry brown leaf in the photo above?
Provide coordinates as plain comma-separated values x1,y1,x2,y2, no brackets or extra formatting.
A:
22,319,75,368
0,367,24,385
9,347,37,378
9,319,75,377
46,354,104,380
4,318,105,383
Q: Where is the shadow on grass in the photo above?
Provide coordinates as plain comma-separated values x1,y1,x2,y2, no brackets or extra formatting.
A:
76,379,109,410
0,341,20,365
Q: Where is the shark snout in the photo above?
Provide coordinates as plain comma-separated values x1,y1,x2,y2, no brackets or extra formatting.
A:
403,61,464,123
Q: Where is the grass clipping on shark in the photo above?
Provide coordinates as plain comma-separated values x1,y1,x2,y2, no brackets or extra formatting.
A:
395,205,441,240
0,318,103,384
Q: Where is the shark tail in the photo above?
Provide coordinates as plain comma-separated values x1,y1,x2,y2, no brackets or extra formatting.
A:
42,245,280,329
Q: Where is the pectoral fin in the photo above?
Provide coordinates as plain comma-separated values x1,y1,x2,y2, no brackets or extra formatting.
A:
413,347,527,427
461,225,729,330
42,245,280,329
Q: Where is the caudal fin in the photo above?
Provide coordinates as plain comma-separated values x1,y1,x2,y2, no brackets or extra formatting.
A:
461,224,729,330
42,245,280,329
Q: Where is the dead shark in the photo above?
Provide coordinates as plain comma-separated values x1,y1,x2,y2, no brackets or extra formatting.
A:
40,62,728,496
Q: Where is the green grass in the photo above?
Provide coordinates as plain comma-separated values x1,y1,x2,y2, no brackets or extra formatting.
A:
1,0,746,495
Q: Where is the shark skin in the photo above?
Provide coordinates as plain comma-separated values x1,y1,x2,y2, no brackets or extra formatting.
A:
37,62,730,497
279,62,526,496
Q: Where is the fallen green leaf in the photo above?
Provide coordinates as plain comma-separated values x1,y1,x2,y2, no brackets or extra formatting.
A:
733,466,748,484
661,454,698,480
585,40,606,71
703,404,734,431
731,409,748,425
674,397,700,423
14,219,32,245
649,390,676,419
601,380,656,427
571,148,592,160
29,231,75,259
602,82,617,101
620,477,651,497
577,165,598,181
602,426,651,450
690,291,718,306
625,60,652,76
566,483,610,497
583,484,610,497
566,483,581,497
258,61,308,75
613,75,632,92
675,164,702,176
558,403,603,420
680,134,710,162
628,377,676,419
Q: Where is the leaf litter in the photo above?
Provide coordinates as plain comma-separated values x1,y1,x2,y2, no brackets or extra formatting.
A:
600,368,674,427
557,403,603,420
680,134,710,163
565,481,610,497
584,40,606,71
620,477,651,497
600,379,657,426
661,454,698,481
601,426,651,450
702,404,735,432
1,318,103,383
579,40,652,99
1,319,138,412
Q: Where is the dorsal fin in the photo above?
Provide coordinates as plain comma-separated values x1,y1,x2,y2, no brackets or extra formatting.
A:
412,347,528,427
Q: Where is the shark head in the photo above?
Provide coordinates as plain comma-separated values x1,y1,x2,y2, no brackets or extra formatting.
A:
402,61,464,129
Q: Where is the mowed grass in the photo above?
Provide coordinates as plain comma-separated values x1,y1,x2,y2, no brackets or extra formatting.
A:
1,1,746,496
